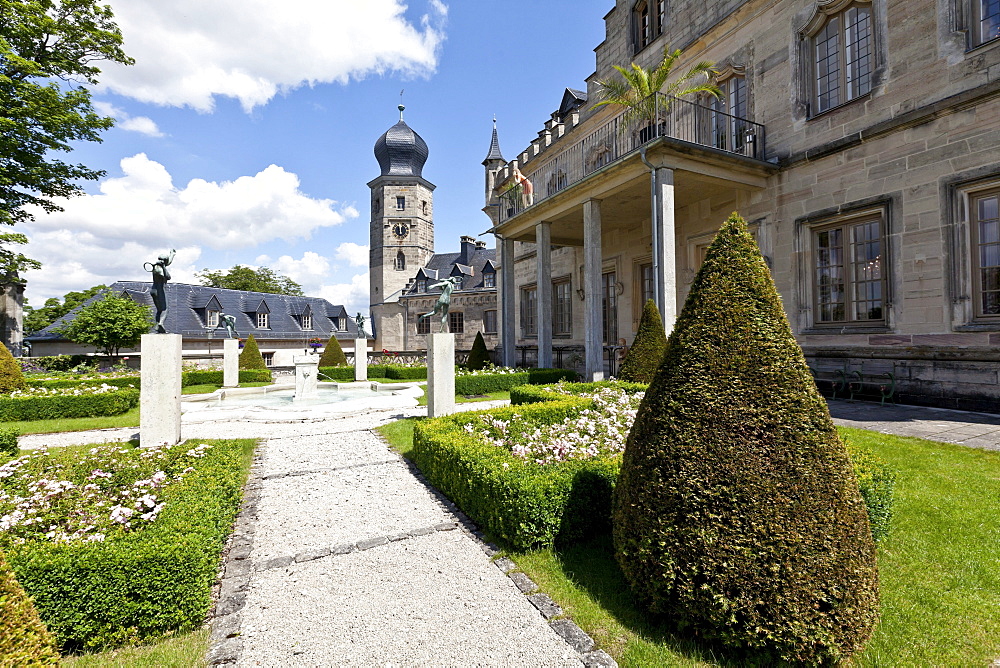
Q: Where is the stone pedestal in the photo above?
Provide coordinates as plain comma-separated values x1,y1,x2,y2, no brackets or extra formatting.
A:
293,355,319,401
223,339,239,387
354,339,368,382
427,332,455,418
140,333,182,447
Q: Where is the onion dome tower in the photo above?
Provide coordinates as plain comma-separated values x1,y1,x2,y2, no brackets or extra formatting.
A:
368,104,436,350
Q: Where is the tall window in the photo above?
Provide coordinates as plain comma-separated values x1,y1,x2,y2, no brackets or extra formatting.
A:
813,214,885,325
301,313,313,330
553,279,573,336
639,263,654,311
332,316,343,331
262,352,274,366
256,312,270,329
396,196,405,210
417,316,430,335
633,0,664,52
207,309,220,328
973,0,1000,46
812,3,873,114
711,76,748,153
521,287,537,336
602,272,618,343
483,272,496,289
395,251,406,271
417,278,427,292
448,311,464,334
484,310,498,334
972,189,1000,317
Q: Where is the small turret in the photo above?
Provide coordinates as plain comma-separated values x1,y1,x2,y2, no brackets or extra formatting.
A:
482,117,507,225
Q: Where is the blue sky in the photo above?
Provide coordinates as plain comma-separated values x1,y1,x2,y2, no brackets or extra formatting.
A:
23,0,611,316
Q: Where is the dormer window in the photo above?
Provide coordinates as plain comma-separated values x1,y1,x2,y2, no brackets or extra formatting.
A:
417,278,428,292
207,309,220,328
301,313,313,330
257,312,270,329
484,273,496,289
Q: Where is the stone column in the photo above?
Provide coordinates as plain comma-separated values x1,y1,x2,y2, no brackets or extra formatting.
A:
0,282,25,356
427,332,455,417
500,236,516,367
655,167,677,334
140,333,182,447
535,222,553,369
354,338,368,381
583,199,604,382
222,338,239,387
293,354,319,400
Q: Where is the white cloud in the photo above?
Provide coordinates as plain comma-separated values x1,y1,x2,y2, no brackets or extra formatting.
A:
320,273,370,318
92,101,165,137
100,0,448,111
254,252,332,294
334,242,370,268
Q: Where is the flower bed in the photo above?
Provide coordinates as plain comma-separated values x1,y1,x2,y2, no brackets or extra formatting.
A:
0,385,139,422
414,381,895,548
1,438,255,651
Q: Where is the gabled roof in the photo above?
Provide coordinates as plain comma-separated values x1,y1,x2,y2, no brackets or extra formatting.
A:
404,246,499,295
558,87,588,120
28,282,369,341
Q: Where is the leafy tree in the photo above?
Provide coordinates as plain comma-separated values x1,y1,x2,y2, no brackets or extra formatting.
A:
466,331,490,371
23,284,106,335
613,213,879,663
239,334,267,370
318,334,347,367
1,0,133,229
59,294,152,357
0,232,40,280
197,265,304,296
618,298,667,383
0,341,25,393
594,45,720,130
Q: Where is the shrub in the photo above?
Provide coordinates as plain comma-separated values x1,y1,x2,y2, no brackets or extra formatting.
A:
383,366,427,380
466,332,491,371
618,299,667,383
318,366,355,382
0,343,26,394
5,439,255,651
455,368,578,396
33,355,93,372
28,376,139,391
612,214,879,664
0,425,19,457
181,369,271,387
238,334,267,370
0,549,59,664
0,388,139,422
317,335,348,367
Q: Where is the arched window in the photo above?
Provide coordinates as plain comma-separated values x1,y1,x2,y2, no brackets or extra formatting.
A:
805,1,874,115
632,0,665,53
395,252,406,271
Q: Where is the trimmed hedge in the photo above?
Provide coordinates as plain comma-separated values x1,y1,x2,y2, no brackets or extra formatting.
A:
417,380,895,554
0,343,26,394
6,438,255,651
238,334,267,370
413,393,622,549
27,376,139,390
0,549,59,664
466,332,491,371
181,369,272,387
0,389,139,422
317,335,348,367
618,299,667,383
0,426,19,456
455,368,577,396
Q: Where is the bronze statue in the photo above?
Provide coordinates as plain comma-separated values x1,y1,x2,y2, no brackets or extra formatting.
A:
418,276,461,333
144,249,175,333
355,312,366,334
221,313,237,339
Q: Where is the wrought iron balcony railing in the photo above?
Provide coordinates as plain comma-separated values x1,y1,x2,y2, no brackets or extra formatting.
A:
498,92,766,222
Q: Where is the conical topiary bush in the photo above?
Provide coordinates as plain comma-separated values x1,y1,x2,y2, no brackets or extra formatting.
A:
0,549,59,664
613,213,879,664
238,334,267,370
618,298,667,383
0,344,26,394
466,331,490,371
318,334,348,367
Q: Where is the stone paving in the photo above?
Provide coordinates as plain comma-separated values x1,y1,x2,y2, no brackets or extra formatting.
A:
828,399,1000,450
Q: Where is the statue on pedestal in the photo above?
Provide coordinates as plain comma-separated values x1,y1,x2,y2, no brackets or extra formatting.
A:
220,314,238,339
144,249,175,333
355,312,366,335
418,276,461,333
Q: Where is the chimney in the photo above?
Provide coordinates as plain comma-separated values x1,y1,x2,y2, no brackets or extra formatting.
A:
459,235,476,265
475,240,487,249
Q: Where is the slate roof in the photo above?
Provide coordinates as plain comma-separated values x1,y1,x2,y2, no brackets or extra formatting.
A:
483,121,505,164
403,246,498,295
374,114,429,178
29,282,369,342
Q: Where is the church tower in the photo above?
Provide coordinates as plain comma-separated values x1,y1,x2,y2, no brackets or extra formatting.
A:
368,105,435,349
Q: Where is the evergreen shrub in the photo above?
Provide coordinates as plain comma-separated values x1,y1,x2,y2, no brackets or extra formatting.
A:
6,439,255,651
454,368,578,395
612,213,879,664
317,335,348,367
0,389,139,422
618,299,667,383
0,344,26,394
0,549,59,664
0,425,20,456
383,366,427,380
466,332,491,370
180,369,272,387
27,376,138,390
238,334,267,370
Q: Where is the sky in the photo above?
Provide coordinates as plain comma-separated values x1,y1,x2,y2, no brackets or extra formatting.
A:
21,0,613,317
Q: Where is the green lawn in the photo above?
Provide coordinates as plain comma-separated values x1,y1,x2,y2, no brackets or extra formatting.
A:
5,406,141,435
62,628,209,667
416,390,509,407
382,417,1000,666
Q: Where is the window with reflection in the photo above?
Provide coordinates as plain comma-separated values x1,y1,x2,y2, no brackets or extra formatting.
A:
972,189,1000,317
811,3,873,114
813,214,885,325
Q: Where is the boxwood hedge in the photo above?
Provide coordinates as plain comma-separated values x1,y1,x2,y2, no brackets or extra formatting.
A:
180,369,272,386
0,388,139,422
454,368,577,395
6,438,255,651
27,376,139,390
0,548,59,664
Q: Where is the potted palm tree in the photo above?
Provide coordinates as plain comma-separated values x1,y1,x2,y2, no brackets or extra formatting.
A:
595,46,721,146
